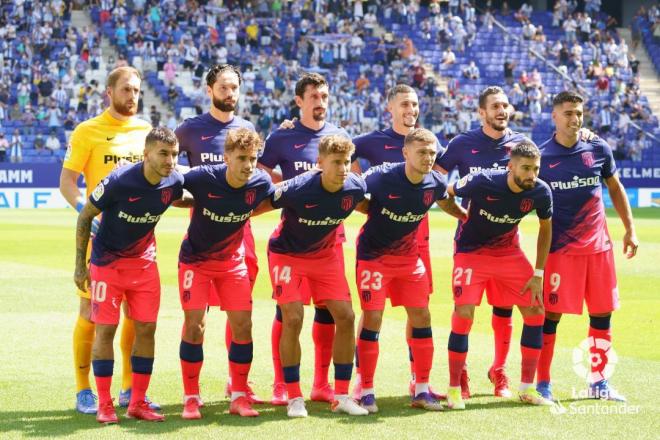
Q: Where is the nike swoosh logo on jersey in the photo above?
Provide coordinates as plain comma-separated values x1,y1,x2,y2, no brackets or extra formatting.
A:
128,197,142,202
305,203,319,208
388,194,402,199
486,196,500,201
201,135,214,141
384,145,400,150
549,162,561,168
208,193,223,199
294,143,306,149
106,136,115,141
471,149,479,154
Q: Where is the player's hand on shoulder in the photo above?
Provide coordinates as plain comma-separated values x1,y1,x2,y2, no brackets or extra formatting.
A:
578,128,597,142
279,117,297,129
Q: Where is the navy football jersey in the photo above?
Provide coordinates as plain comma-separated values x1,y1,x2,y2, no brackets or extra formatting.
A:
259,120,349,180
352,128,445,168
437,128,530,176
453,170,552,256
539,136,616,255
179,165,275,264
357,163,448,261
89,162,184,266
175,113,255,166
268,171,366,258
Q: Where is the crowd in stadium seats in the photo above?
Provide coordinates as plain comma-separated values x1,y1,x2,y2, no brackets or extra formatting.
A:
1,1,658,165
0,0,112,163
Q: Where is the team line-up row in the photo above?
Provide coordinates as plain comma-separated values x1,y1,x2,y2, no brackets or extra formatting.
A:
62,66,638,424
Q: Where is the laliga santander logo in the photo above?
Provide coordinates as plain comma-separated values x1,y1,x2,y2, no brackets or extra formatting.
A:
572,336,618,383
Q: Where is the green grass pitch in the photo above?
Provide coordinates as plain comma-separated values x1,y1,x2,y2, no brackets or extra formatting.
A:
0,208,658,439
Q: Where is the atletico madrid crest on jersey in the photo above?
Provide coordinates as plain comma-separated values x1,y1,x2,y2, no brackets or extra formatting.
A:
161,188,173,205
341,195,353,211
423,190,434,206
520,198,534,213
245,189,256,205
582,152,595,168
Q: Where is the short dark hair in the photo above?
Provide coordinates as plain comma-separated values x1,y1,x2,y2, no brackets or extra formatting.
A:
206,64,242,88
224,128,263,153
387,84,416,102
478,86,505,109
552,91,584,107
145,127,178,148
107,66,141,89
295,72,328,98
510,140,540,159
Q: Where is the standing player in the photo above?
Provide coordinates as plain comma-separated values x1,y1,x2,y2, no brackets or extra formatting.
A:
174,64,263,404
435,86,532,398
258,135,368,417
177,128,275,419
60,66,156,414
258,73,349,405
351,84,445,399
74,127,184,423
444,141,554,410
354,128,466,413
535,91,638,402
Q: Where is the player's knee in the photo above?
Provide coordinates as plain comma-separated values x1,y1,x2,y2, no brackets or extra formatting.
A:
134,321,157,341
363,311,383,330
528,305,545,316
454,305,474,320
231,318,252,340
332,305,355,329
94,324,117,345
184,319,205,343
282,310,304,332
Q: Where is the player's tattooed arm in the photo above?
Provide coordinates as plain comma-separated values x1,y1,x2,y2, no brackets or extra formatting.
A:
74,203,101,291
604,174,638,258
522,217,552,305
437,197,467,221
172,190,195,208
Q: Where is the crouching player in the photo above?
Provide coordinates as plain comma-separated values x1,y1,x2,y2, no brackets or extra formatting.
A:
257,135,368,417
177,128,275,419
354,128,466,413
444,141,554,409
74,127,184,423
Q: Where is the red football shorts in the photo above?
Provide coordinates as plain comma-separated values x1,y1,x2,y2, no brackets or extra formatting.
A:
417,214,433,293
544,250,619,315
178,260,253,311
268,250,351,306
356,255,430,310
451,252,535,307
90,262,161,325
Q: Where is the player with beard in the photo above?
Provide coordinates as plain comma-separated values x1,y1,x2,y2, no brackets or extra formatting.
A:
444,141,553,410
350,84,446,400
258,73,350,405
175,64,263,404
60,66,159,414
437,87,595,398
